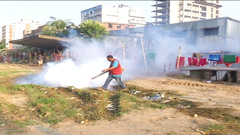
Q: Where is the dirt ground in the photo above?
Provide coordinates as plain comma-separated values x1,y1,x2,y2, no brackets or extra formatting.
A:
0,63,240,135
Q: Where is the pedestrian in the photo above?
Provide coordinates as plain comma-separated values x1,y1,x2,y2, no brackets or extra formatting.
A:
38,54,43,66
34,52,38,64
100,55,127,91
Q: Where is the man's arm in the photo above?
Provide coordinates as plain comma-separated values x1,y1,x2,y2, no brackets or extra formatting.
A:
102,60,119,72
102,67,116,72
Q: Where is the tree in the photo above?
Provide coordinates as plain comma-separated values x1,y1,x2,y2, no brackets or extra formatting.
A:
0,39,6,49
79,20,109,41
42,16,75,37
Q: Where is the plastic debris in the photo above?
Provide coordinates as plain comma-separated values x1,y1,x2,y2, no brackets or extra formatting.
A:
130,90,135,94
106,104,115,111
40,88,45,91
143,93,161,101
130,90,141,95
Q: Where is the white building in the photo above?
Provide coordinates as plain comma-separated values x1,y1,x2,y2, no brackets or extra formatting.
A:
1,19,41,49
1,25,11,49
152,0,222,25
81,4,146,27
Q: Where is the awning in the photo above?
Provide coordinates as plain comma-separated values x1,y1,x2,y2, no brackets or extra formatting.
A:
9,35,74,49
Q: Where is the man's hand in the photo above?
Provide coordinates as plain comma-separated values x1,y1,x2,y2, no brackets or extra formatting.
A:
102,67,116,72
102,69,108,72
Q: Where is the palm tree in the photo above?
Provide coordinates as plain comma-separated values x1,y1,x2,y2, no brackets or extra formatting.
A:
42,16,75,37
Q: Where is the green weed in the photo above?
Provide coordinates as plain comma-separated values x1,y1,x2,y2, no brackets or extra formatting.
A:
0,85,8,93
64,108,79,117
204,124,226,133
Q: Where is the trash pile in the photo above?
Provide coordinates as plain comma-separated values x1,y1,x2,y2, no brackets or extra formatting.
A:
130,90,165,101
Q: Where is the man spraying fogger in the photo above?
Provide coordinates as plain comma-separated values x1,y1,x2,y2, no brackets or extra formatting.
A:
99,55,127,91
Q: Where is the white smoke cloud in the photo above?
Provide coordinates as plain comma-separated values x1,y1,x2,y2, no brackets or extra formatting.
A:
16,40,112,88
16,24,240,88
146,26,240,71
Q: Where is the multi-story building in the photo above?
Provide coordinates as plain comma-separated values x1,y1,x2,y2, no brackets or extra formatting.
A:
152,0,222,25
1,25,12,49
81,4,146,30
1,19,41,49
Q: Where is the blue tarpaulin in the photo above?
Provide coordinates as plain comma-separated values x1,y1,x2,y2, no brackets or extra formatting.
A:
208,54,221,61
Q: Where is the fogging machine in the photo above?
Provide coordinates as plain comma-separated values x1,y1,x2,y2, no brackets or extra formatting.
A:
92,71,108,80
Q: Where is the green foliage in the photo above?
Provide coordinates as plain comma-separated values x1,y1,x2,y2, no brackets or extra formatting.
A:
0,85,7,93
0,39,6,49
79,20,109,41
204,124,226,132
42,18,75,37
64,108,79,117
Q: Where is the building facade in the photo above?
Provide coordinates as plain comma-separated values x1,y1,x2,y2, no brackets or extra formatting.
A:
1,25,12,49
109,17,240,49
81,4,146,28
100,22,135,30
1,19,41,49
152,0,222,25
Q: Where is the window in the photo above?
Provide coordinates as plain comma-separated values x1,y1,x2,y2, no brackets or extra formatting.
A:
216,10,219,14
211,14,213,18
211,8,213,12
117,25,121,29
201,12,206,17
108,24,112,28
203,27,219,36
180,3,183,9
193,11,198,16
125,25,129,29
201,6,206,11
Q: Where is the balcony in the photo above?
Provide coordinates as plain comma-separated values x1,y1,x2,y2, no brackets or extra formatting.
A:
152,7,169,13
152,13,169,19
193,1,222,8
152,1,169,8
154,20,169,24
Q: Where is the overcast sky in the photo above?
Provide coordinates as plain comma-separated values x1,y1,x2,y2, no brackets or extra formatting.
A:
0,1,239,40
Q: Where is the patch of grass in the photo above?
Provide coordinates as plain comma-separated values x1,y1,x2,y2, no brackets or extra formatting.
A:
45,114,64,124
181,107,240,134
120,92,166,113
4,102,20,113
37,97,58,104
202,124,226,135
6,127,25,134
109,93,121,116
205,124,226,131
64,108,79,117
0,85,8,93
12,85,22,91
0,71,31,77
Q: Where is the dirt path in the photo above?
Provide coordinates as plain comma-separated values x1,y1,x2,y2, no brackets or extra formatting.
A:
125,77,240,117
0,108,217,135
1,63,240,135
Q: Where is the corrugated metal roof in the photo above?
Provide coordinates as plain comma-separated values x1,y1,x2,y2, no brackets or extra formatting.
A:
9,35,73,49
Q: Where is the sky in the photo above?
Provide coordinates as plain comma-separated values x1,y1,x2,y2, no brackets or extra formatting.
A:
0,1,240,40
